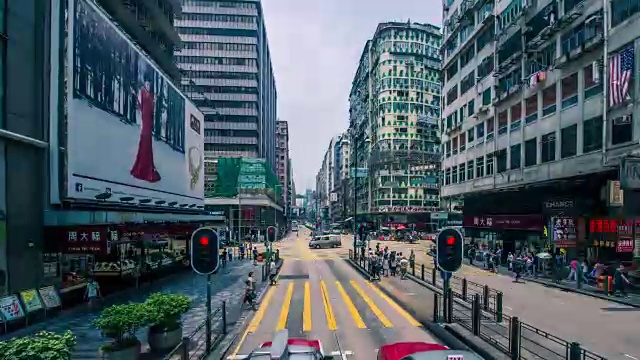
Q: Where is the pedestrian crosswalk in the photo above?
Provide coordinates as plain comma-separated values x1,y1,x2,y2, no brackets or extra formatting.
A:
245,279,422,333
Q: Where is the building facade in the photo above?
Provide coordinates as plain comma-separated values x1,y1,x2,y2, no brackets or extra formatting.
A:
440,0,640,262
0,0,51,294
276,120,290,213
176,0,277,169
348,21,443,230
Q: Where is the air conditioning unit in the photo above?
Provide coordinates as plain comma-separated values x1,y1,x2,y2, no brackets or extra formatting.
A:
478,105,489,113
614,115,632,125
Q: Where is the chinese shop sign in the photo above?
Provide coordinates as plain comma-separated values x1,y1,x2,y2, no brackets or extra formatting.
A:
463,215,544,231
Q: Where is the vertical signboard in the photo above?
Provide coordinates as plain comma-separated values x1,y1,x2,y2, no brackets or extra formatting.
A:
64,0,204,207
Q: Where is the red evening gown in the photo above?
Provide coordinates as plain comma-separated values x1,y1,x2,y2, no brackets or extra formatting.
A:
130,88,161,182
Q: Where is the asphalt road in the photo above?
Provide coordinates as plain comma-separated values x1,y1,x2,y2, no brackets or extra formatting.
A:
226,229,441,359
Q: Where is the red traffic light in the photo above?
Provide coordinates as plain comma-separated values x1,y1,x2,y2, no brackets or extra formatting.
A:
269,228,274,233
199,236,209,246
446,236,455,245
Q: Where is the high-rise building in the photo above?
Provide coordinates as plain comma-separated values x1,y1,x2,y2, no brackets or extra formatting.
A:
95,0,182,80
175,0,277,169
348,21,443,231
276,120,290,211
440,0,640,259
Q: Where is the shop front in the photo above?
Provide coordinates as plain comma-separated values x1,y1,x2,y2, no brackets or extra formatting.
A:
463,214,545,257
585,218,637,266
43,223,200,307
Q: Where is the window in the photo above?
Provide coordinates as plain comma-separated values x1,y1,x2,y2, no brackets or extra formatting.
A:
446,60,459,81
460,71,476,94
468,100,475,116
524,139,537,167
510,144,521,169
446,85,459,105
542,85,556,116
445,168,451,185
452,137,459,155
496,149,507,173
486,118,495,140
498,110,508,135
560,14,604,55
452,165,458,183
476,25,495,52
482,88,492,105
486,155,494,176
525,95,538,124
611,0,639,28
467,160,474,180
460,47,476,68
561,73,578,108
477,55,495,80
459,163,466,182
467,128,475,143
584,63,603,99
459,132,466,152
476,122,485,140
583,116,603,152
445,141,451,158
612,114,633,145
510,103,522,131
561,124,578,158
476,157,485,178
541,132,556,163
527,43,555,76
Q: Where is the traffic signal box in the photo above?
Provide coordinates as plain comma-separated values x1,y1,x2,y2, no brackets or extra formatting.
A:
190,227,220,275
436,227,464,273
267,226,277,243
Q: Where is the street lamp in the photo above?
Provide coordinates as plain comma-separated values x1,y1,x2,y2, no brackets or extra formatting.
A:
352,133,371,255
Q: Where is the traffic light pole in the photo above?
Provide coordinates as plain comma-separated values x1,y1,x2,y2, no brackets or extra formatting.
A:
206,273,212,350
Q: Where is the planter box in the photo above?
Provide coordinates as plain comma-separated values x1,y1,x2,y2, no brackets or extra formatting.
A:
148,326,183,353
99,340,141,360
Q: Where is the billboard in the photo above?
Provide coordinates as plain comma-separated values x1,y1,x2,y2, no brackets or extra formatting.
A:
64,0,204,207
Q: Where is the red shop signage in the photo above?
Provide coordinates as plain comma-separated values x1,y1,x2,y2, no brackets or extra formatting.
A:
463,215,544,231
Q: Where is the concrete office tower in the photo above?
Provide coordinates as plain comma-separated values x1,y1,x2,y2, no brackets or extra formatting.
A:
315,133,351,223
96,0,182,80
439,0,640,259
276,120,291,214
348,21,443,230
175,0,277,169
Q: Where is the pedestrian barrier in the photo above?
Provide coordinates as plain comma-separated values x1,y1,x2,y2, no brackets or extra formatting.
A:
347,250,607,360
164,302,228,360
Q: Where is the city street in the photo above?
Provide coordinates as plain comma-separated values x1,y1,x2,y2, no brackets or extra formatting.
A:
1,259,264,359
225,229,441,359
377,239,640,359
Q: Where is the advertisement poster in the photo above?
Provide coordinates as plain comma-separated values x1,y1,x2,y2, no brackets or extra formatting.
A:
0,295,25,321
65,0,204,208
38,286,62,309
19,289,44,312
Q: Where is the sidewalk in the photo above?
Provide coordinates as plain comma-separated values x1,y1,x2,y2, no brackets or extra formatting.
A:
463,259,640,307
0,259,263,359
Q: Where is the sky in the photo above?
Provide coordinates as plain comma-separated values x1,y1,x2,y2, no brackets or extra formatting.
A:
261,0,442,192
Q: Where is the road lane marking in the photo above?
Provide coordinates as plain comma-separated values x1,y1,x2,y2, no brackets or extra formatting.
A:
320,280,337,330
303,282,312,332
231,285,277,358
625,355,639,360
366,281,421,327
276,282,294,330
350,280,393,327
336,281,366,328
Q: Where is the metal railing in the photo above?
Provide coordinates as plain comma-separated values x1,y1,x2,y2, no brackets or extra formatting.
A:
348,251,607,360
164,302,228,360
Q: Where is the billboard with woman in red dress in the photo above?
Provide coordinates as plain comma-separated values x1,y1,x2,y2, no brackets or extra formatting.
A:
64,0,204,207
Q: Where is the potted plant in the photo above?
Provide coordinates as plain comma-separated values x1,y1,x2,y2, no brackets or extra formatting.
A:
145,293,191,352
0,330,76,360
94,302,151,359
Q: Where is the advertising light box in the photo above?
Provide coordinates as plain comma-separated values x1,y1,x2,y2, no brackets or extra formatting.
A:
64,0,204,207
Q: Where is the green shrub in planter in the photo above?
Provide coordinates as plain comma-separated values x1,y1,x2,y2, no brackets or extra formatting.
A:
0,330,75,360
94,302,151,352
145,293,191,332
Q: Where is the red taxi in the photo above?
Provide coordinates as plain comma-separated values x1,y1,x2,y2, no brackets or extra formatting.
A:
378,342,484,360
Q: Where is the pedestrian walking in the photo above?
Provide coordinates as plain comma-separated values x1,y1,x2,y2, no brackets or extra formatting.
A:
85,278,102,309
